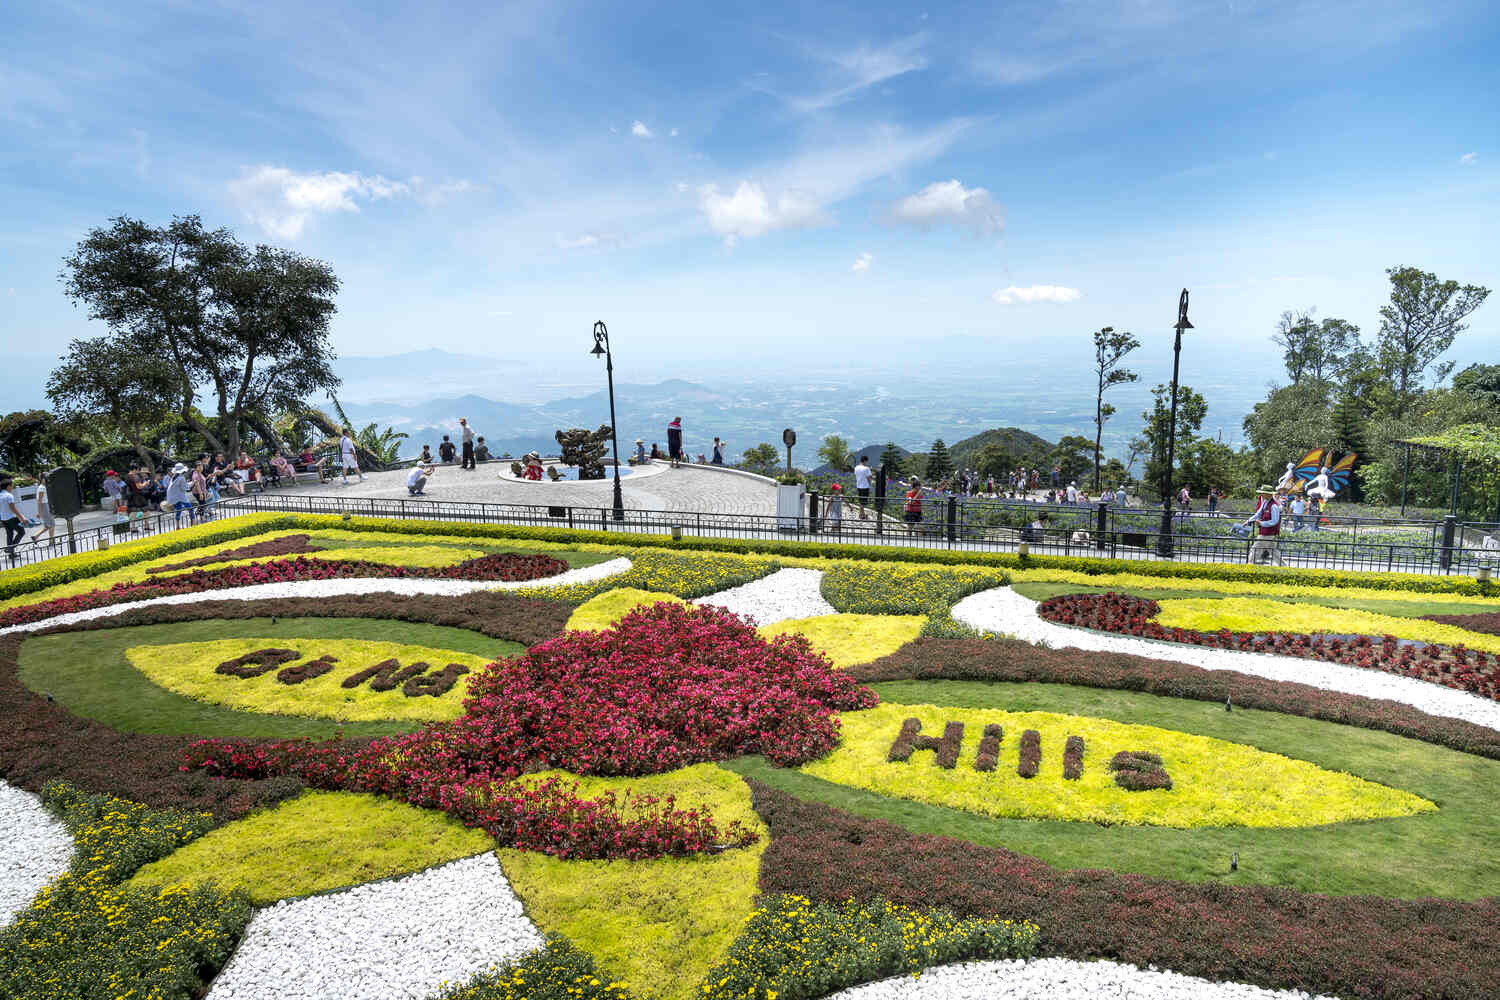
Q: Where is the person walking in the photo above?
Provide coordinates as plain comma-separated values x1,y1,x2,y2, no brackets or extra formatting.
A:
903,477,924,537
459,418,476,470
1288,493,1307,532
853,455,874,519
711,437,725,465
666,417,684,468
0,477,26,560
340,429,363,484
191,459,211,521
1207,488,1219,516
1245,485,1285,565
825,483,844,533
165,463,194,526
28,476,56,546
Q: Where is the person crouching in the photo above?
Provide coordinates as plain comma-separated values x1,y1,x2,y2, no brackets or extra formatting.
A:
407,461,436,496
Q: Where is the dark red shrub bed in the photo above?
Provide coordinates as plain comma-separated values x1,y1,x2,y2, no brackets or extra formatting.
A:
749,780,1500,1000
0,552,569,628
1016,729,1041,778
183,602,874,857
1062,734,1084,781
1109,750,1171,791
1039,592,1500,702
886,718,963,768
849,638,1500,761
1425,611,1500,637
975,724,1002,772
145,534,326,573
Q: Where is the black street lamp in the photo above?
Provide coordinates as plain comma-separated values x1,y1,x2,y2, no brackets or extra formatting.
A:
1157,289,1192,559
590,320,626,521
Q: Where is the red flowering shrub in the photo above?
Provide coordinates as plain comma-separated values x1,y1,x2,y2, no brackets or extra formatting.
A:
1039,592,1500,702
0,552,569,627
184,602,874,858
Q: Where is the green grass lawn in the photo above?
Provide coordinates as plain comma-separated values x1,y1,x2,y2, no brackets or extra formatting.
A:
723,678,1500,901
18,617,522,740
1010,581,1494,619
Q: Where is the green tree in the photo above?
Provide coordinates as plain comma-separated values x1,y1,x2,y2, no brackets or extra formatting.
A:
59,215,341,458
46,336,177,467
356,423,408,464
817,434,853,472
740,442,779,476
1452,363,1500,409
1240,381,1335,489
1136,383,1207,495
925,439,953,481
1377,266,1490,415
1272,310,1360,385
975,443,1016,482
1090,325,1140,491
1051,434,1095,486
1328,391,1367,501
0,410,90,478
878,442,903,477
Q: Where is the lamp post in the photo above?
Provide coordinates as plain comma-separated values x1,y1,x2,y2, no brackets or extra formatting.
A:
1157,289,1192,559
591,320,626,521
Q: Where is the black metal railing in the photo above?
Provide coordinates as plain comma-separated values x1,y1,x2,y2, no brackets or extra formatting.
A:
4,488,1497,578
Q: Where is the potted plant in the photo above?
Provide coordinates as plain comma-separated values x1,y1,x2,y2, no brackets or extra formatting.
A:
776,473,804,531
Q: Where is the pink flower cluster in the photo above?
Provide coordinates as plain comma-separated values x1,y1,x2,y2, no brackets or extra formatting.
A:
1040,592,1500,701
184,601,876,857
0,552,568,627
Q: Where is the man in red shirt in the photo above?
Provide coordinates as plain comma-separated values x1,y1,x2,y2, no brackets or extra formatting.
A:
1245,485,1285,565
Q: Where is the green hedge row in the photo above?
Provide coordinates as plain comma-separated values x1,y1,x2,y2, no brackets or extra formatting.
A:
0,514,296,601
5,510,1492,602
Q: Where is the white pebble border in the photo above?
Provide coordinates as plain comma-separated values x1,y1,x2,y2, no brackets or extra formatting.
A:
954,586,1500,732
823,957,1336,1000
206,853,541,1000
695,567,836,624
0,779,74,930
0,557,632,637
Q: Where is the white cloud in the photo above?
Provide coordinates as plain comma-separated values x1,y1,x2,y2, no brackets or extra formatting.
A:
697,181,827,245
229,166,409,238
410,177,478,205
632,120,653,138
557,233,622,250
992,285,1082,305
1460,152,1478,165
792,34,928,112
670,128,679,137
851,252,872,273
887,180,1003,236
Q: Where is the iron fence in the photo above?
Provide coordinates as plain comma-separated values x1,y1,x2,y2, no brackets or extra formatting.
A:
3,489,1497,577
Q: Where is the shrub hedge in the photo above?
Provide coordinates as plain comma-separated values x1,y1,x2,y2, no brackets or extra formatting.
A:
748,780,1500,1000
431,936,637,1000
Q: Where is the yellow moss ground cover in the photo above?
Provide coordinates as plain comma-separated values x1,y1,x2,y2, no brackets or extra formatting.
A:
125,791,493,905
759,614,926,668
1152,597,1500,653
800,702,1435,829
125,638,498,722
566,588,687,631
496,763,767,1000
1010,567,1500,607
567,591,924,669
522,548,776,603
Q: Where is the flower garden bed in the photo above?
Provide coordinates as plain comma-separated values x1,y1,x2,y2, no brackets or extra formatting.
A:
1039,591,1500,701
3,518,1500,999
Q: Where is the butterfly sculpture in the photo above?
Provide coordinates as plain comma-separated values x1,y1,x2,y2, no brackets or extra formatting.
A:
1314,453,1357,499
1280,448,1326,494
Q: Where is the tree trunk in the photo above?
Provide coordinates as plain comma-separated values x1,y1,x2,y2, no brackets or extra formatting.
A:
244,410,289,457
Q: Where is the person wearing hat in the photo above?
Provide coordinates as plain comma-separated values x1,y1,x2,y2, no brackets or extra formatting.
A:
633,438,647,464
825,482,844,533
1244,485,1285,565
524,451,544,481
407,459,436,496
666,417,683,468
165,463,194,526
101,469,125,509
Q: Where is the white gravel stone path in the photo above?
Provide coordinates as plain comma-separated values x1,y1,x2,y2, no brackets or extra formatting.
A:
823,957,1336,1000
206,853,541,1000
0,558,632,637
0,779,74,930
694,567,836,624
954,586,1500,732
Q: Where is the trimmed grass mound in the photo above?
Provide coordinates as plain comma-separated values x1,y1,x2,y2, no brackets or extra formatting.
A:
1154,595,1500,653
759,614,926,669
566,588,686,631
126,790,493,905
496,764,767,1000
800,701,1433,829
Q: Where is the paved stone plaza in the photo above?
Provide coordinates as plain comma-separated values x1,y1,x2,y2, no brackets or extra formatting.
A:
331,461,779,516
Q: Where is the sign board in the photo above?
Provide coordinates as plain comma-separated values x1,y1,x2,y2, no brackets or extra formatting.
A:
782,428,797,448
45,468,85,520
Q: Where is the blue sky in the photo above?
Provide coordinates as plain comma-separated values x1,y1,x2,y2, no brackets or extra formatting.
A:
2,0,1497,402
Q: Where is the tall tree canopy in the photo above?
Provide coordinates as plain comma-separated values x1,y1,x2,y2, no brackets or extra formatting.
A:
1090,325,1139,491
58,215,341,458
1377,266,1490,415
46,336,178,466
